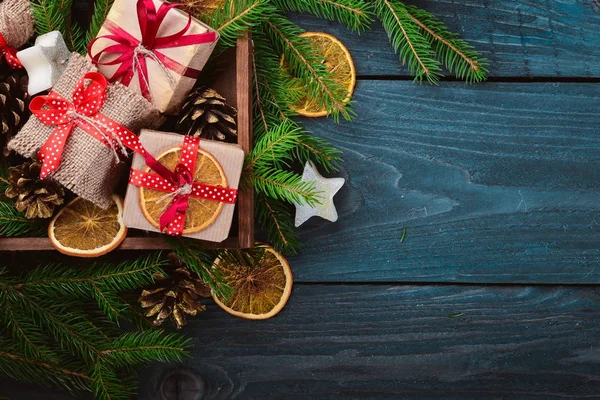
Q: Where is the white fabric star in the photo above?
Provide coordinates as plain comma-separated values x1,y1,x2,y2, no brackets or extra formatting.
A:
17,31,71,95
294,161,345,227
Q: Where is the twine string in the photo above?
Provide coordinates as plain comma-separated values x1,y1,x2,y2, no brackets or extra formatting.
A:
132,44,178,103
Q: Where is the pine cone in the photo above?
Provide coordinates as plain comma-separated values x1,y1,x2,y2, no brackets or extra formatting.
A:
5,161,65,219
139,265,211,329
0,63,31,155
175,86,238,143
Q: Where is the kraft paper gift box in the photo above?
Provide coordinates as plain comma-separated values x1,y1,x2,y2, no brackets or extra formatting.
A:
9,53,162,208
89,0,220,115
123,129,244,243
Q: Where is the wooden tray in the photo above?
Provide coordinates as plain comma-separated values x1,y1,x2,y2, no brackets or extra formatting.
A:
0,35,254,252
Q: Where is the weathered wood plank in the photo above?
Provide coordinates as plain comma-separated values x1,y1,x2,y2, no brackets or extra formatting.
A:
127,285,600,399
289,0,600,78
7,285,599,399
289,81,600,284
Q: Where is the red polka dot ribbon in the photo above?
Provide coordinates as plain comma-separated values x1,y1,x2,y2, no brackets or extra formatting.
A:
0,33,23,69
30,72,140,179
128,135,238,236
87,0,217,102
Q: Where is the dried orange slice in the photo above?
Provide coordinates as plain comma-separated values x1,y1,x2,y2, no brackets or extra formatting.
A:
139,146,227,234
48,195,127,257
212,243,293,320
285,32,356,117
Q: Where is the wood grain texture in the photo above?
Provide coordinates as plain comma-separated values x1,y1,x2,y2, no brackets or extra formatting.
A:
289,0,600,78
287,81,600,284
0,236,244,251
131,285,600,400
7,284,598,400
235,33,255,249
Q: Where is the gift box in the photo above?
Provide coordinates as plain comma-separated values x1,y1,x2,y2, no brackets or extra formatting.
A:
89,0,219,115
0,0,34,68
123,129,244,242
0,0,34,49
8,53,162,208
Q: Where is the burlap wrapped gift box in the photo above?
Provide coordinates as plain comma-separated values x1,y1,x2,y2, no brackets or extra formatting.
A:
0,0,34,49
9,53,163,208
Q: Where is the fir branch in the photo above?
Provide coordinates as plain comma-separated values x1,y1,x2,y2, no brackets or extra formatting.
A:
263,14,354,121
249,166,320,206
255,192,300,254
247,119,305,170
252,31,296,137
29,0,67,35
401,4,488,82
0,343,89,392
86,0,114,45
101,331,189,366
373,0,441,83
270,0,372,33
203,0,275,50
0,259,189,400
167,238,233,301
293,129,342,173
0,202,46,237
21,254,166,295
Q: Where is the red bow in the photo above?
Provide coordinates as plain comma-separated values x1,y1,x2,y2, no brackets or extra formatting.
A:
0,33,22,69
88,0,217,102
128,135,238,236
30,72,140,178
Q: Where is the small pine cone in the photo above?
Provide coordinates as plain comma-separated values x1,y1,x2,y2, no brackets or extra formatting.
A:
5,161,65,219
0,65,31,155
139,265,211,329
175,86,238,143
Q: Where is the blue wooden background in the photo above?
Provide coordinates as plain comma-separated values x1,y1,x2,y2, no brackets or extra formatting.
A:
4,0,600,398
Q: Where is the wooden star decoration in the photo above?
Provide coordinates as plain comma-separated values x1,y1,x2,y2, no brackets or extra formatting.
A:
294,162,345,227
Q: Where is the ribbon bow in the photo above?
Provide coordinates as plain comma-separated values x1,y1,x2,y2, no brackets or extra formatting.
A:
88,0,217,102
0,33,22,69
30,72,139,178
128,135,238,236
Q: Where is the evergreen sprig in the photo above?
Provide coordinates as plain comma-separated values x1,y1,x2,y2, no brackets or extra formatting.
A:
85,0,115,48
204,0,276,50
0,202,46,237
373,0,487,83
167,237,233,301
255,192,300,253
270,0,372,33
263,13,354,121
0,257,190,400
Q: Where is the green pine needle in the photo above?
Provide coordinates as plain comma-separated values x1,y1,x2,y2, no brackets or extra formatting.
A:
374,0,441,84
263,13,354,121
0,202,46,237
166,237,233,301
85,0,114,52
255,192,300,254
270,0,373,33
0,258,190,400
203,0,276,50
401,4,488,82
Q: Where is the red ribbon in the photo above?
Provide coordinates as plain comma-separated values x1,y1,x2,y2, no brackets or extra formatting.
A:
30,72,141,178
0,33,23,69
128,135,238,236
31,68,237,235
87,0,217,102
